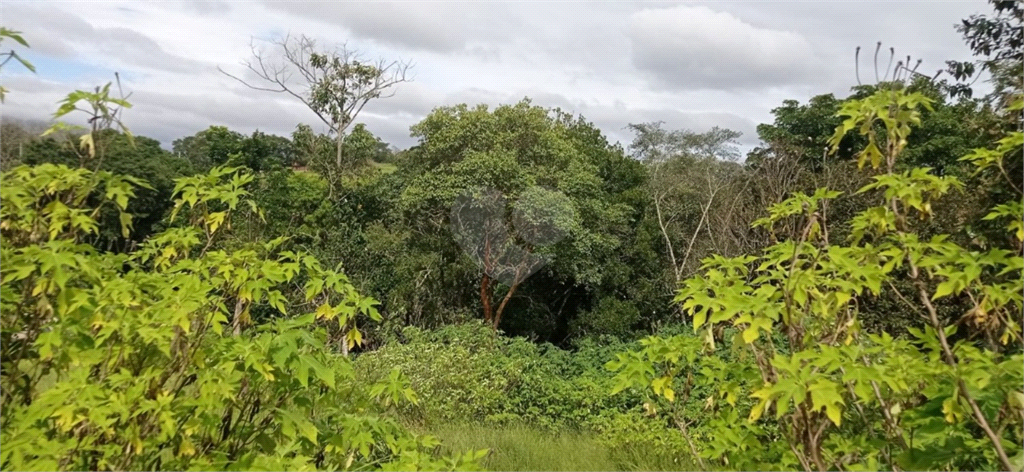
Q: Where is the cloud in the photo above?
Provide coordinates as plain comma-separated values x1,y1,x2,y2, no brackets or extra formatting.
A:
5,4,210,74
183,0,230,16
0,0,992,157
263,1,517,54
628,5,820,91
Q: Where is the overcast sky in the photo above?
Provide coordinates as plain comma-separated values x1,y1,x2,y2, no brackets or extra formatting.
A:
1,1,991,152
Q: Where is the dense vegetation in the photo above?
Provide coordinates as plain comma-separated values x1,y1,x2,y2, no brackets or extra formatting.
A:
1,2,1021,470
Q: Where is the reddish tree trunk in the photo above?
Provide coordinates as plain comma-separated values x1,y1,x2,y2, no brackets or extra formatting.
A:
492,280,519,331
480,272,492,325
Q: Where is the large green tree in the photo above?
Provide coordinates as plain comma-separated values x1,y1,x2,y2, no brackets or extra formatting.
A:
388,99,650,338
172,126,294,173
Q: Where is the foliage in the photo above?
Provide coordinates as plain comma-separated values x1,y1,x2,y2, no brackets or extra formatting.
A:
21,131,194,251
393,99,651,338
5,8,1022,471
0,162,487,471
608,88,1024,471
173,126,294,173
754,93,861,169
355,322,698,470
946,0,1023,104
0,27,35,102
43,80,135,164
0,162,488,471
0,80,481,470
355,322,621,429
570,297,641,340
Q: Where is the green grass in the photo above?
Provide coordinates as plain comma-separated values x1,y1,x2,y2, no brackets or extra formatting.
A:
418,423,692,471
370,161,398,174
424,423,615,471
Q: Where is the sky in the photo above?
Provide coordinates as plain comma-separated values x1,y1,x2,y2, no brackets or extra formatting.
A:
1,1,992,152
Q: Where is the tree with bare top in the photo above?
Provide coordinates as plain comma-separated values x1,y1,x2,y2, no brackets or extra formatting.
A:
219,34,411,169
627,122,745,286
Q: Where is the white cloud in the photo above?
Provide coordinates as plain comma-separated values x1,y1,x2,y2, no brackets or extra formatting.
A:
262,1,519,53
0,0,994,153
629,5,819,91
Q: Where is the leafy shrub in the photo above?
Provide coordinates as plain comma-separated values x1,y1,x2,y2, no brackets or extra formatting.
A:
608,89,1024,471
0,163,482,471
570,297,641,339
355,322,709,468
355,322,643,429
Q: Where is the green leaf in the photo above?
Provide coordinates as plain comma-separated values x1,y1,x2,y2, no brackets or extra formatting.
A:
824,402,842,427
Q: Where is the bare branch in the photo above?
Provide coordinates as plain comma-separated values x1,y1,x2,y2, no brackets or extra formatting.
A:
219,33,413,168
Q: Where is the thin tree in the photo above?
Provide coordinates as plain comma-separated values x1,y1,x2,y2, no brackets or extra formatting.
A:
627,122,743,284
220,34,411,167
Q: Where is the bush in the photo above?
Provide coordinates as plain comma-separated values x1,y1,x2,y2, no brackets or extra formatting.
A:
0,164,481,471
356,322,645,430
354,322,706,469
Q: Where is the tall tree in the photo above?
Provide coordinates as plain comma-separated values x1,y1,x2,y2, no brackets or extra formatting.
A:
172,125,244,170
397,100,639,335
627,122,745,285
220,34,410,168
946,0,1023,106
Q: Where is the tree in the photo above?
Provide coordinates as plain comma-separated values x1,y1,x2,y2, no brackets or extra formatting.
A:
290,123,331,169
345,123,394,164
172,125,245,171
752,93,862,169
394,100,643,337
0,119,49,171
946,0,1023,106
449,186,575,330
221,34,410,168
233,130,295,172
627,122,746,285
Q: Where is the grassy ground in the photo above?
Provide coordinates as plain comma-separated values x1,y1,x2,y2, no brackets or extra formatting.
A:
418,423,692,471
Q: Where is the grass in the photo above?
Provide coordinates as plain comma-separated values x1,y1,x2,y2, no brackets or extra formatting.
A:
417,423,693,471
370,161,398,174
423,423,616,471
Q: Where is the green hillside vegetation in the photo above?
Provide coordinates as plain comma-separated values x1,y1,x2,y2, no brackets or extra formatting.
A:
0,3,1021,470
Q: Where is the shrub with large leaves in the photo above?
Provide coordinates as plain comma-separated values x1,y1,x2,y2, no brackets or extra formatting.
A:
608,89,1024,471
0,162,483,471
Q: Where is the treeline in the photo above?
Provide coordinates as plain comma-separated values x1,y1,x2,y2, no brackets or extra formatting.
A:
2,74,1016,346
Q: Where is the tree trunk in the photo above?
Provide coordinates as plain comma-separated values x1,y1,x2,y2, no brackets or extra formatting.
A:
492,279,520,331
232,298,245,336
335,129,345,167
652,195,679,283
480,272,493,325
